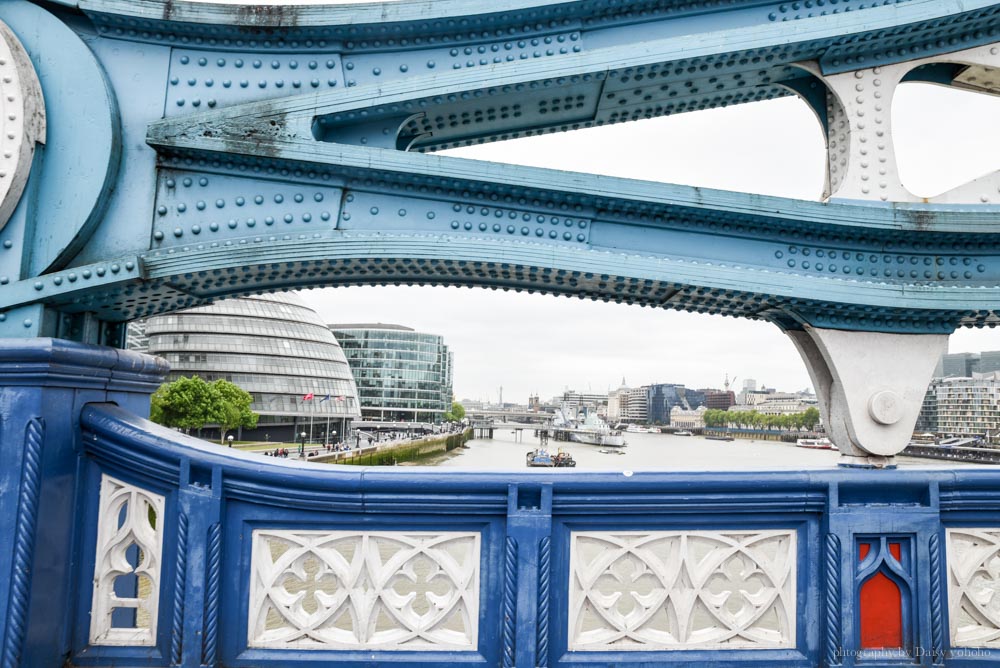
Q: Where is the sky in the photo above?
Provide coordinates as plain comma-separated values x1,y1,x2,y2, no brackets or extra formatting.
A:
299,81,1000,405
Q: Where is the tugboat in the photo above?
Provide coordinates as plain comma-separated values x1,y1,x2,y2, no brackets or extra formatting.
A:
526,448,555,467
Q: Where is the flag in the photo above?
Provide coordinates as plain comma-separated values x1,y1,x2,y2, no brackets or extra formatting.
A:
319,394,331,402
302,393,314,400
335,396,345,401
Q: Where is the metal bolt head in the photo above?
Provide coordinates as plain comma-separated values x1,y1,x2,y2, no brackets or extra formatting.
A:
868,390,902,425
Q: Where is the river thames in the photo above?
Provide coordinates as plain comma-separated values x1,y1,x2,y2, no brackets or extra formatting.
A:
415,428,982,470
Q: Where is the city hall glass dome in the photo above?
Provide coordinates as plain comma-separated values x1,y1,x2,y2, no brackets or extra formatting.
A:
137,293,360,442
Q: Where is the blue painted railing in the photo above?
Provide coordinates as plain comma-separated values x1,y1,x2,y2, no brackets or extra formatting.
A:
5,339,1000,666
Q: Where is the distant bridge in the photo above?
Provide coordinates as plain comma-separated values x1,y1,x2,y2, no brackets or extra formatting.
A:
467,410,551,424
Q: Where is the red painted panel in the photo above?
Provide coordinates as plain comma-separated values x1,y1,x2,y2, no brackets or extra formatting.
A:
860,570,903,648
889,542,901,561
859,544,870,560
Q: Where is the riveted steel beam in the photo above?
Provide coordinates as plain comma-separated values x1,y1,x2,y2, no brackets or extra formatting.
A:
1,0,999,345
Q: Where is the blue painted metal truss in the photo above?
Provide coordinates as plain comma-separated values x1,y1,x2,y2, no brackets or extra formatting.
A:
0,0,998,342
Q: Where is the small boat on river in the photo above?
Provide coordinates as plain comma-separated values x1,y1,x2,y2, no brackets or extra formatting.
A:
796,437,834,450
553,450,577,467
526,448,555,467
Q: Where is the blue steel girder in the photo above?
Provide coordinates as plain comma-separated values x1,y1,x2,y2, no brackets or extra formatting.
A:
1,0,999,342
116,0,1000,151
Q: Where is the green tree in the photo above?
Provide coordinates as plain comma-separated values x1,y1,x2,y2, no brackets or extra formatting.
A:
802,406,821,430
211,379,258,443
150,376,218,431
703,409,726,428
443,401,466,422
150,376,259,442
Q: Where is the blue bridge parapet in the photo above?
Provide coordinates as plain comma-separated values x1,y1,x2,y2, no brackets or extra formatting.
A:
4,339,1000,667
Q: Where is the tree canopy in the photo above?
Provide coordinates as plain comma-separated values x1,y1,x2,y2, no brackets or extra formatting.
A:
702,406,822,432
443,402,466,422
150,376,258,442
212,379,259,442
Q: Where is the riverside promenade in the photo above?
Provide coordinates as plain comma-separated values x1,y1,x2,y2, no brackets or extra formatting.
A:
312,428,473,465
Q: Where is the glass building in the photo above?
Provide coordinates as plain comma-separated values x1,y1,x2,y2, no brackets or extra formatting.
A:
329,324,453,422
132,293,360,443
647,384,706,426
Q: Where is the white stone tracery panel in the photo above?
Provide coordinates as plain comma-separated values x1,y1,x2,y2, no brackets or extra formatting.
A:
947,528,1000,647
569,530,796,650
89,474,165,646
248,530,480,650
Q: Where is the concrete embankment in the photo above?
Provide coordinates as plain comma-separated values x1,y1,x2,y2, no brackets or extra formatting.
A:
703,428,821,443
313,428,473,466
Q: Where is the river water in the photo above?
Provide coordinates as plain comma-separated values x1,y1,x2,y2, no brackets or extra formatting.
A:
416,428,982,470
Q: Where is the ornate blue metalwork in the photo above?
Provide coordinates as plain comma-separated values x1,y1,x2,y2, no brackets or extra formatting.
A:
502,536,518,668
536,536,551,668
824,533,843,667
203,522,222,667
171,512,188,665
48,389,1000,666
0,337,996,665
2,418,42,668
929,532,946,667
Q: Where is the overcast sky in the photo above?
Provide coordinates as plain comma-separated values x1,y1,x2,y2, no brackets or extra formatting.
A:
301,83,1000,404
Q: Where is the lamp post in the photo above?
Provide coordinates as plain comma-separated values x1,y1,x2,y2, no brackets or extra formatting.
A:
299,431,307,458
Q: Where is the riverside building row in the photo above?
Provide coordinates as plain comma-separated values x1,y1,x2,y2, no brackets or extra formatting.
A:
917,371,1000,437
604,378,814,426
128,295,455,440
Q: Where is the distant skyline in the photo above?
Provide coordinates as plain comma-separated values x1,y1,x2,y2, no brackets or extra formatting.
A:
301,84,1000,404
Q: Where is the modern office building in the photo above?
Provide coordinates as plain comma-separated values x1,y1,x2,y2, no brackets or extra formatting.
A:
561,390,608,414
935,372,1000,437
133,293,360,443
702,389,736,410
619,386,650,424
915,379,942,434
647,384,706,425
939,352,982,379
329,323,454,422
981,351,1000,375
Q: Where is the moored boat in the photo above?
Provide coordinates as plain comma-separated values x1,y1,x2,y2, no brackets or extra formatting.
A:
675,430,693,436
796,437,834,450
526,448,555,467
555,411,627,447
553,450,577,467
